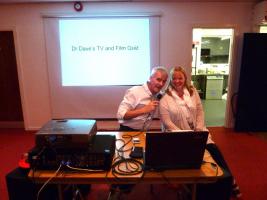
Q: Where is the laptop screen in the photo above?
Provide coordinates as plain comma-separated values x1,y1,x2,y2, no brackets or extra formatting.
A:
144,131,208,170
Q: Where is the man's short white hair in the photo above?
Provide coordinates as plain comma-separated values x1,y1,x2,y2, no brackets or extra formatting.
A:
150,66,168,77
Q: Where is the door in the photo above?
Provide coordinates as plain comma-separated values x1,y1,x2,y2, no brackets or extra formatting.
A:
192,28,234,126
0,31,23,127
235,33,267,131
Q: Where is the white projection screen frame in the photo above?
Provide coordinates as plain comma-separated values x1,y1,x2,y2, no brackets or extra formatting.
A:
44,14,160,119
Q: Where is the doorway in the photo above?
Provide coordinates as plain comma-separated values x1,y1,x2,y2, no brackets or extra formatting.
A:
259,25,267,33
0,31,24,128
191,28,234,126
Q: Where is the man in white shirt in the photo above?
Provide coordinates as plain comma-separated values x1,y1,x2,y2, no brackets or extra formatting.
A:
117,66,168,131
109,66,168,200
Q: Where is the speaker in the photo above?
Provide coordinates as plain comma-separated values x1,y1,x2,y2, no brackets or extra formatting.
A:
235,33,267,131
5,168,58,200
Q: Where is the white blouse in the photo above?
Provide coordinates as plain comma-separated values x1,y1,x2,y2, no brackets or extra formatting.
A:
159,87,214,144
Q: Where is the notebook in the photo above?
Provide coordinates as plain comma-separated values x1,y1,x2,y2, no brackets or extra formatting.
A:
144,131,208,170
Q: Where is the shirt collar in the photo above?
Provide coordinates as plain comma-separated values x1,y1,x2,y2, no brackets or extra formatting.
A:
143,83,153,97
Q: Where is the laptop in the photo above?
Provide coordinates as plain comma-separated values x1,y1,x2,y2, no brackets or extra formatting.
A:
144,131,208,170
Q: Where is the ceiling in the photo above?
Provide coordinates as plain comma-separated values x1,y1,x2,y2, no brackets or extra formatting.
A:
0,0,263,3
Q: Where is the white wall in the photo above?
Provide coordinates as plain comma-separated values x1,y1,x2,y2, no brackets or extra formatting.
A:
0,2,254,130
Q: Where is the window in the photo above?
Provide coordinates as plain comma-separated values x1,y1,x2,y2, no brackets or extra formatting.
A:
192,28,233,75
200,37,230,64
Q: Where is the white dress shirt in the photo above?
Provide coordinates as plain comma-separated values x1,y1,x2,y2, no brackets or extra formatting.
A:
117,83,157,130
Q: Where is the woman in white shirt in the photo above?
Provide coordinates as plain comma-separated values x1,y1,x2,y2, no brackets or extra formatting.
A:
159,66,241,200
160,67,206,130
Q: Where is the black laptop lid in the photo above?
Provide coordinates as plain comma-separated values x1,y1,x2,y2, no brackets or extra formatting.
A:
144,131,208,170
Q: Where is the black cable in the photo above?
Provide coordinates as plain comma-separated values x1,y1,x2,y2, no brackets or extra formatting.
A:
111,157,144,177
36,163,62,200
108,133,145,184
131,132,144,137
30,146,47,185
141,110,156,132
116,136,132,153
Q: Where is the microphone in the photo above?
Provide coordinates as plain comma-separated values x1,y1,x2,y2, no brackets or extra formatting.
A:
142,92,163,131
141,92,163,131
152,93,163,101
155,93,163,100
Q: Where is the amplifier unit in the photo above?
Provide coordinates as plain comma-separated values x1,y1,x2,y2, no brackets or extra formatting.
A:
35,119,97,149
29,134,116,171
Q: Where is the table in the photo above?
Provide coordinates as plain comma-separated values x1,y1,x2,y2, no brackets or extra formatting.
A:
28,131,223,200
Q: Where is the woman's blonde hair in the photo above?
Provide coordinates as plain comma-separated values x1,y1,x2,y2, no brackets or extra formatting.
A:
166,66,194,96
